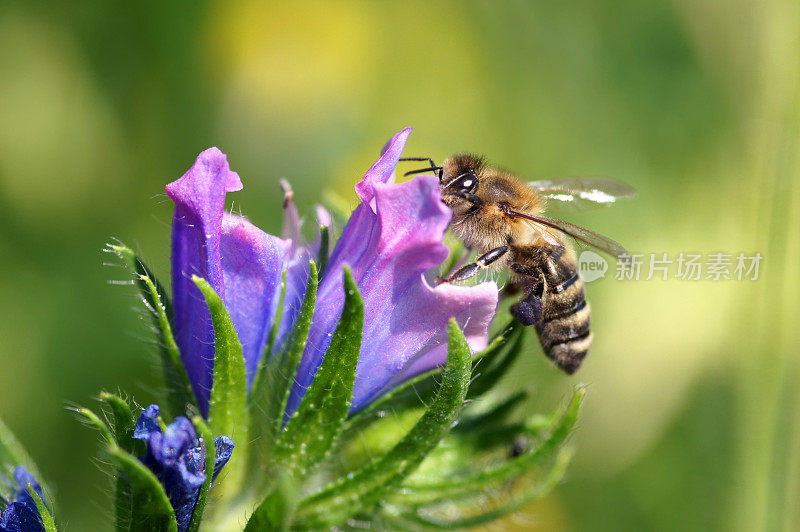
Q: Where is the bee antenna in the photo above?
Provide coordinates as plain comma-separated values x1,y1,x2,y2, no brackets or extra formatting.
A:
403,166,443,178
399,157,436,163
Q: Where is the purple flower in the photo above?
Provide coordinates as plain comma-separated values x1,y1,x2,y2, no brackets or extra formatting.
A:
166,154,288,415
0,466,48,532
133,405,234,532
166,127,498,416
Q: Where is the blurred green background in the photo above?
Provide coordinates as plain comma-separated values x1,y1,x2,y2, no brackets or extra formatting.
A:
1,0,798,529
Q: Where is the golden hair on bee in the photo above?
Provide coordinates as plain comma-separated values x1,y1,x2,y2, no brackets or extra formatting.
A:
439,153,546,252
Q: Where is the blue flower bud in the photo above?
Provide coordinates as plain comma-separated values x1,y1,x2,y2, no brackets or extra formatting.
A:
133,405,234,531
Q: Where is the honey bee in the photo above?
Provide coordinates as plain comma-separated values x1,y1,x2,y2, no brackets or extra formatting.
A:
401,154,634,374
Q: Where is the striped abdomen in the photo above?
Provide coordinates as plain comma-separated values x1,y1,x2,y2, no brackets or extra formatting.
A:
534,249,592,374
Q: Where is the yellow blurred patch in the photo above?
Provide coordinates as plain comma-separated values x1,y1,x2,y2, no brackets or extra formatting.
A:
0,13,122,226
207,0,376,124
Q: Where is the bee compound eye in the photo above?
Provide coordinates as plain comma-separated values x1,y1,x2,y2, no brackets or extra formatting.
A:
452,173,477,192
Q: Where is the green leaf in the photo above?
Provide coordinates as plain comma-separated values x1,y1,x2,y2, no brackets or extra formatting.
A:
393,447,574,529
107,445,178,532
244,469,296,532
394,387,584,505
192,276,247,443
247,261,318,476
293,319,473,529
99,392,140,454
106,244,194,417
28,484,57,532
274,266,363,479
187,416,215,532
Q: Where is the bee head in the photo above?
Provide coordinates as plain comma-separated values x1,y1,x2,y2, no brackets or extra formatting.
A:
437,154,485,218
399,153,485,214
440,153,484,191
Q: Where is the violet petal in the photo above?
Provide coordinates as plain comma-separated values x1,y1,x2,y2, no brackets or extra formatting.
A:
166,148,242,414
221,214,290,386
167,149,292,413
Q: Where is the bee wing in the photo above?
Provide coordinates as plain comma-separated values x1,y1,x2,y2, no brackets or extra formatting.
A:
529,178,637,212
509,209,629,259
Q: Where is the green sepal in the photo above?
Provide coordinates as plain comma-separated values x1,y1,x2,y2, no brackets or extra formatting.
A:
192,276,247,444
317,225,330,278
244,469,296,532
73,407,116,447
107,444,178,532
99,392,141,455
248,261,318,478
274,266,363,479
28,484,57,532
394,387,584,505
106,244,194,418
187,416,215,532
293,319,472,529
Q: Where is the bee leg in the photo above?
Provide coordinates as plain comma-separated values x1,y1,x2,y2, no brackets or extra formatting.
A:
442,244,473,278
437,245,508,284
509,262,545,325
